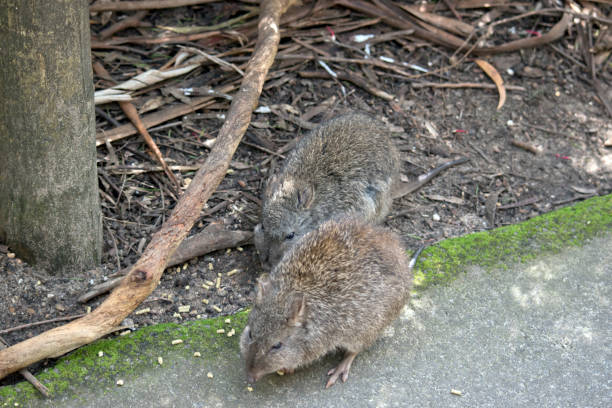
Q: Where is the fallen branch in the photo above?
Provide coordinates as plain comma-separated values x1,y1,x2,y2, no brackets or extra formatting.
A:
498,197,541,210
90,0,217,12
0,337,49,398
0,0,297,380
411,81,525,91
78,224,253,303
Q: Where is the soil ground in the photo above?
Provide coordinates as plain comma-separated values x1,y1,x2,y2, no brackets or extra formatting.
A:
1,1,611,386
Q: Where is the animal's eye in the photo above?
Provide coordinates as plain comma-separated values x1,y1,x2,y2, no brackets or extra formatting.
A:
270,342,283,351
248,329,253,341
260,224,265,232
285,232,295,240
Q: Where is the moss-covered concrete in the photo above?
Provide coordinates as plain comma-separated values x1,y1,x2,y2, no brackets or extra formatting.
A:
413,194,611,289
1,194,610,406
0,312,248,406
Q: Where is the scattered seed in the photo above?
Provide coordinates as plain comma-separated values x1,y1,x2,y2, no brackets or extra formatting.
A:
208,263,214,270
120,330,131,336
193,352,201,357
183,263,188,270
171,339,183,345
237,246,243,252
215,277,221,289
98,351,104,357
202,299,209,304
207,372,214,378
216,329,225,334
173,312,182,319
247,386,253,392
134,307,150,315
212,305,222,313
86,306,91,314
226,248,231,254
116,379,124,386
451,389,463,396
185,285,190,290
227,328,235,337
202,283,211,290
178,305,190,313
7,252,15,259
158,357,163,365
224,318,231,324
227,269,239,277
276,370,284,376
205,280,214,286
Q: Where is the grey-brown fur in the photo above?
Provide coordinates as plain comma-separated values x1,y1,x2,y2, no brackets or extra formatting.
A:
241,219,412,388
254,112,400,269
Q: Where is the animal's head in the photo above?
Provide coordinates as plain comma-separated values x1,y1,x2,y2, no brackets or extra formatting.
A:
240,274,308,383
255,176,315,269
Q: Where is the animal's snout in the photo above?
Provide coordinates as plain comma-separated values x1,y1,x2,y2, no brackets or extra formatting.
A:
247,370,261,384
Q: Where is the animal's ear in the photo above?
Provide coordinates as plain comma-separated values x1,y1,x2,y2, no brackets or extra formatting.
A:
255,274,271,304
264,173,280,197
296,183,315,209
287,293,306,327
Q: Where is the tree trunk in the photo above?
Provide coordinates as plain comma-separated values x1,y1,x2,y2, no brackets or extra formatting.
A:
0,0,102,274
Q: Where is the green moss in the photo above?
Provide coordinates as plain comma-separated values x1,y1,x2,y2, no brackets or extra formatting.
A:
1,195,610,405
0,311,249,406
413,194,612,289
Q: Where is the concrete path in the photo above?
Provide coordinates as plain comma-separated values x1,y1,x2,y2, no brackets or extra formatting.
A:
4,232,610,408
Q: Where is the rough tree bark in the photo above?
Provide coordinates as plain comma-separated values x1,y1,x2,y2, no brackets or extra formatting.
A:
0,0,297,380
0,0,102,274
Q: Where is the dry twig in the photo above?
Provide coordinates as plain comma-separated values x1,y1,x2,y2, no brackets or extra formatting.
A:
511,139,542,155
90,0,218,12
98,10,149,40
119,101,181,192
